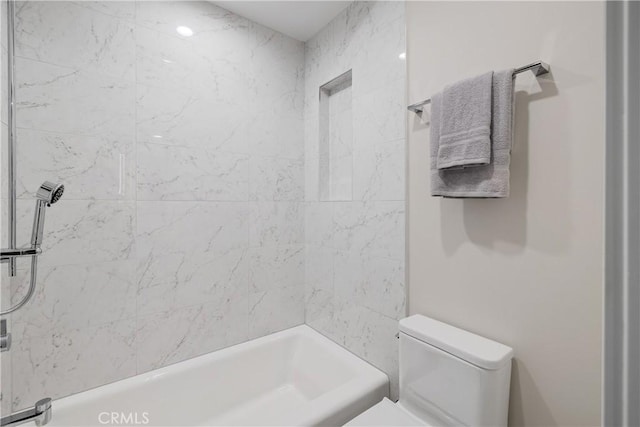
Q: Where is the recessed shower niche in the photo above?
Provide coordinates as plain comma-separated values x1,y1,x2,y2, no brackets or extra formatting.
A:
319,70,353,201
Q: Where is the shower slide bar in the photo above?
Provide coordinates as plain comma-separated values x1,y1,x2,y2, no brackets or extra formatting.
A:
6,0,17,276
407,60,551,114
1,0,66,318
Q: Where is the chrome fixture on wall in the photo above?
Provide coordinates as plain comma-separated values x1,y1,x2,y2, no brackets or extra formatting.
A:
32,181,65,248
0,0,64,319
1,1,56,425
0,398,52,427
407,60,551,114
0,181,65,317
5,0,16,277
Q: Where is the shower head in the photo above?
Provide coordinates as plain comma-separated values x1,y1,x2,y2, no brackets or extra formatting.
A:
31,181,64,248
36,181,64,206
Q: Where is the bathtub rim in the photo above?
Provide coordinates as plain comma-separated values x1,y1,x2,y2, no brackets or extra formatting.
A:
46,324,390,426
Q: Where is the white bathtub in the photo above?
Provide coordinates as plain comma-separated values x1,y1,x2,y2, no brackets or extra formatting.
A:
35,325,388,426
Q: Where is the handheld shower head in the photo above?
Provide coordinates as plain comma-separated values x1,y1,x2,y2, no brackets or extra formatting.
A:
31,181,64,248
36,181,65,206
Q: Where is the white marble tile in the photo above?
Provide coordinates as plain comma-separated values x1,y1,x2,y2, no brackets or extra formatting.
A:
14,200,136,268
246,22,305,103
1,340,12,415
366,2,405,32
15,1,135,81
137,142,249,201
303,4,405,399
73,1,136,21
249,244,304,294
305,285,333,327
136,25,207,90
12,260,137,335
353,138,405,201
353,78,405,147
249,156,304,201
16,128,135,201
305,156,320,202
0,259,13,414
135,25,250,95
1,45,6,125
5,0,314,408
305,245,333,287
135,1,250,47
248,285,304,339
305,113,320,159
328,107,354,201
16,58,135,137
246,108,303,160
137,247,248,317
136,201,249,316
354,18,406,97
136,201,249,262
136,299,248,373
329,109,352,159
333,201,405,260
304,111,327,201
304,202,334,247
304,245,334,325
0,261,29,308
248,202,304,247
136,83,247,153
329,155,353,201
1,1,7,50
336,2,402,62
0,122,7,200
333,250,405,320
332,305,399,399
329,86,352,116
11,319,136,410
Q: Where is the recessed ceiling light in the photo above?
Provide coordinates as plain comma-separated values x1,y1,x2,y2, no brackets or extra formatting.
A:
399,52,406,60
176,26,194,37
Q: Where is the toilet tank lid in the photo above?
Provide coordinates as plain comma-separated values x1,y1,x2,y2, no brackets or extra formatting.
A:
399,315,513,370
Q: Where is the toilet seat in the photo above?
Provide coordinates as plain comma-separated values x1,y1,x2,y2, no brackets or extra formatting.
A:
344,398,427,426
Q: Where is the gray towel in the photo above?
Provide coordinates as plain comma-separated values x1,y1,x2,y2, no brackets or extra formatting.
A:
437,71,493,170
430,69,515,198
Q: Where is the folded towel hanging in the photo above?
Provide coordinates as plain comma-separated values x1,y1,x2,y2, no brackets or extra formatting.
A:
437,71,493,170
430,69,515,198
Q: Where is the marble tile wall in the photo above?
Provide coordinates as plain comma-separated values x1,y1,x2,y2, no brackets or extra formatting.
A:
303,1,406,399
0,0,406,411
319,76,354,201
0,1,304,411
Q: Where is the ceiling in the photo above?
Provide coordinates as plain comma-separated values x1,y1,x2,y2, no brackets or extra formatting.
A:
213,1,352,41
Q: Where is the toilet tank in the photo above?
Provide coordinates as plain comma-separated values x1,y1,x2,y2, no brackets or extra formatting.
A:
398,315,513,427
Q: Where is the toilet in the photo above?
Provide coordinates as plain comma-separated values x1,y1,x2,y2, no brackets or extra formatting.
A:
346,314,513,426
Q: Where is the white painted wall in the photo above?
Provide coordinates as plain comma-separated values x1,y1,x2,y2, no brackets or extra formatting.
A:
407,2,604,425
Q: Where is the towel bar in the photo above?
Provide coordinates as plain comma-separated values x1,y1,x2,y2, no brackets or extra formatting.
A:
407,61,550,114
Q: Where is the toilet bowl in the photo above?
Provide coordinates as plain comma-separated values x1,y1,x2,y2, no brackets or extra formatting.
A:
345,315,513,426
